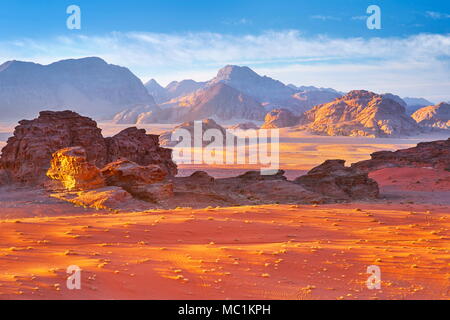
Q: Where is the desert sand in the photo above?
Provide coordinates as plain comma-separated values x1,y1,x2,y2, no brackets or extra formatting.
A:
0,124,449,300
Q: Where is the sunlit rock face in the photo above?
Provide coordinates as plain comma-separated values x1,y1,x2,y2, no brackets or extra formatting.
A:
46,146,105,191
101,160,173,203
0,110,177,185
412,102,450,129
261,108,300,129
294,160,379,200
0,111,107,184
297,90,422,137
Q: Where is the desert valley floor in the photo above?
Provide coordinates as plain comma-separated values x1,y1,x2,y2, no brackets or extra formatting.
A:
0,123,449,300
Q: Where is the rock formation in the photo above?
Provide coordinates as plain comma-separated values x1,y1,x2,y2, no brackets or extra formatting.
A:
294,160,379,200
105,127,177,176
0,111,176,184
411,102,450,129
101,160,173,202
352,138,450,172
46,147,105,191
261,109,300,129
297,90,421,137
159,119,233,147
50,186,137,211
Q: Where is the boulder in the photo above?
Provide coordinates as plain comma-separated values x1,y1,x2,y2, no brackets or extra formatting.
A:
294,160,379,200
50,186,136,211
101,160,173,202
46,147,105,191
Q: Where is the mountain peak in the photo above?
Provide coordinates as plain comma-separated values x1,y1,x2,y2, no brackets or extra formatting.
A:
145,78,164,89
215,65,259,81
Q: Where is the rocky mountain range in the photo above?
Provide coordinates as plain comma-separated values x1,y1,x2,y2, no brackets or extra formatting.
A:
0,57,154,121
411,102,450,129
295,90,423,137
114,65,343,124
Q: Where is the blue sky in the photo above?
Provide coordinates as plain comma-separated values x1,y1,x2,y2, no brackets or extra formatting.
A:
0,0,449,101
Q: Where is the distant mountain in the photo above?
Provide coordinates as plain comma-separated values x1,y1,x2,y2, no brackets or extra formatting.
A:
296,90,422,137
261,109,300,129
207,65,294,105
403,97,434,115
0,57,154,121
206,65,342,114
165,80,206,101
144,79,168,104
412,102,450,129
381,93,407,108
119,65,342,124
112,104,161,124
128,83,267,124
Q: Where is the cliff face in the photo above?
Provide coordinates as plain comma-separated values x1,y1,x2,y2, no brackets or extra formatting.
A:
412,102,450,129
297,90,422,137
0,111,176,185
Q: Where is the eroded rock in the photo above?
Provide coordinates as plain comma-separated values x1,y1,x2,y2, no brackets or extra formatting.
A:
101,160,173,202
352,138,450,172
0,111,176,184
294,160,379,200
46,147,105,191
261,109,300,129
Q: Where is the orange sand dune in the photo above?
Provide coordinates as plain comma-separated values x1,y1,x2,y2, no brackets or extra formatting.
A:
0,201,449,300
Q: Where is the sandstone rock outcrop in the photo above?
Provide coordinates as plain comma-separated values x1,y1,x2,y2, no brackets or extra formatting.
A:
411,102,450,129
1,111,107,184
0,167,9,185
0,111,176,185
47,147,105,191
352,138,450,172
159,119,233,147
294,160,379,200
297,90,421,137
101,160,173,202
50,186,136,211
171,170,327,205
105,127,177,176
261,109,300,129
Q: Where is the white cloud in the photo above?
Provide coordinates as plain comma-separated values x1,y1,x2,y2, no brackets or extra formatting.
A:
351,16,367,21
426,11,450,19
310,15,341,21
0,31,449,100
